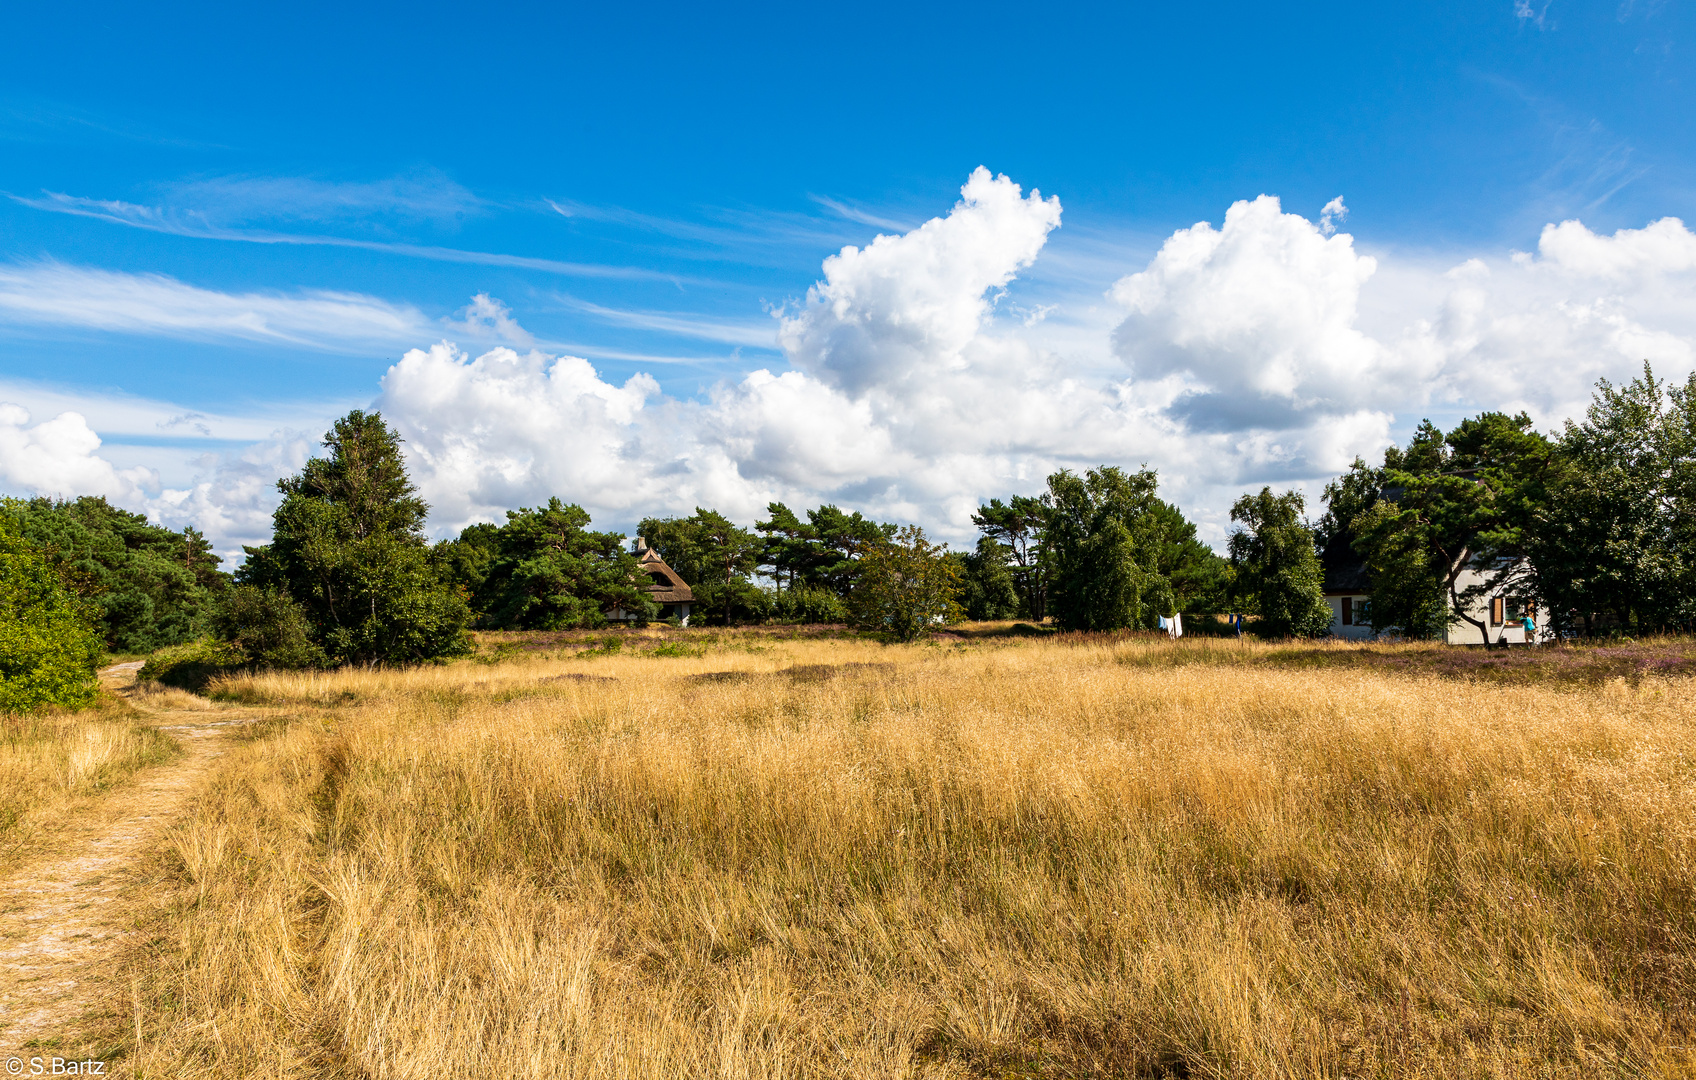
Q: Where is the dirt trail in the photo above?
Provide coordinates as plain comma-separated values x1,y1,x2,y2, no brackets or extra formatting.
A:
0,664,250,1054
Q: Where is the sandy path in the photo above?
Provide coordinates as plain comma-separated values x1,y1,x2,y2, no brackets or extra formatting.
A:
0,664,250,1054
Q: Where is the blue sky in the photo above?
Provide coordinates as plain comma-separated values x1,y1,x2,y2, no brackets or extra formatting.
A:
2,1,1694,557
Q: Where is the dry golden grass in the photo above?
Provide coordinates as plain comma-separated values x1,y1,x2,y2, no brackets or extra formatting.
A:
0,693,181,867
104,635,1696,1077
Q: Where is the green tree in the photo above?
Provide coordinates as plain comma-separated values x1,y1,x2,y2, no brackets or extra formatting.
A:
754,502,812,592
432,522,500,621
847,526,963,641
970,496,1051,620
1354,413,1554,646
0,496,228,652
1144,498,1231,616
1670,371,1696,630
950,536,1020,621
1316,457,1382,566
239,410,470,663
209,586,324,669
0,518,102,712
1044,467,1161,632
1227,488,1333,638
755,503,893,596
478,499,650,629
1316,455,1452,638
1532,364,1693,635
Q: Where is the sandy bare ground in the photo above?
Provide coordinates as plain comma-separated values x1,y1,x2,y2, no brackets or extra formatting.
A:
0,663,251,1055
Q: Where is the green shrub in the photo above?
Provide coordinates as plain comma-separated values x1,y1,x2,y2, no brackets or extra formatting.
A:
771,585,848,624
0,519,102,713
210,585,325,669
139,639,249,693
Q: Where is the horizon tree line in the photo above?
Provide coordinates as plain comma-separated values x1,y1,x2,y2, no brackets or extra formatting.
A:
5,362,1692,704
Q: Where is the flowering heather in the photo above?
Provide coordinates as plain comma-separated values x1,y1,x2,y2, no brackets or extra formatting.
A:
1266,639,1696,686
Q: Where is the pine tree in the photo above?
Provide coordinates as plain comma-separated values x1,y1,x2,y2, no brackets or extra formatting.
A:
239,410,469,664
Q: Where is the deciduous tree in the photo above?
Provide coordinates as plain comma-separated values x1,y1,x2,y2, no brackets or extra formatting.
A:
847,526,963,641
1227,488,1332,639
0,518,101,712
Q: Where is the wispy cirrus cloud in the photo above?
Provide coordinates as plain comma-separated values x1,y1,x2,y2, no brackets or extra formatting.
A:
160,170,482,227
10,190,685,282
807,194,918,233
0,260,431,349
553,294,779,348
0,375,348,445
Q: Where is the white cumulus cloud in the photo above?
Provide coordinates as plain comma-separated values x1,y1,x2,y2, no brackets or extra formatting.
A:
0,405,156,501
779,167,1061,394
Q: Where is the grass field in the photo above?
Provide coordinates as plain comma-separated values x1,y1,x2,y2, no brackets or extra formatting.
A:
85,633,1696,1076
0,687,181,870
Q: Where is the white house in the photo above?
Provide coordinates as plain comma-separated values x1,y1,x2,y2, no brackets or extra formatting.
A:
1322,557,1377,640
1322,555,1548,645
1442,560,1546,646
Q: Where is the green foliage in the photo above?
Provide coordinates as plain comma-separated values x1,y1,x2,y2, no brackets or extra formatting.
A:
1144,498,1232,616
1227,488,1333,639
951,537,1020,621
1316,457,1382,561
473,499,650,630
1045,467,1161,632
0,518,102,712
756,503,894,596
974,470,1225,632
1351,501,1450,639
1531,363,1696,634
0,496,228,652
690,580,770,625
210,586,325,669
138,638,250,692
970,496,1051,620
770,585,848,623
432,522,499,612
238,410,471,664
650,640,708,658
847,526,964,641
1354,412,1554,645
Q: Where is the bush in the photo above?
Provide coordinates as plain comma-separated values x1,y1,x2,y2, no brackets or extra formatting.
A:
138,639,250,693
210,586,325,669
691,580,772,626
770,585,848,624
0,519,102,713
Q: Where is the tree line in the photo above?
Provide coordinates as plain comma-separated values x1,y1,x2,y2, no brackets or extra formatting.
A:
4,363,1691,708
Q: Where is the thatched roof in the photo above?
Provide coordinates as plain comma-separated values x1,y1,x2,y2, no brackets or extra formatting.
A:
634,538,694,604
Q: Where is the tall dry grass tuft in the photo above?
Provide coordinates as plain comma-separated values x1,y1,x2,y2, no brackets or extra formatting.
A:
115,637,1696,1077
0,695,180,865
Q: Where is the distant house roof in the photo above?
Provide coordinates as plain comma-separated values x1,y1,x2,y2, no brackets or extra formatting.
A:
1321,546,1371,595
634,537,694,604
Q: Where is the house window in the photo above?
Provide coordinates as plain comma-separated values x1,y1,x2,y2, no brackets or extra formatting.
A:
1341,597,1353,626
1490,596,1505,625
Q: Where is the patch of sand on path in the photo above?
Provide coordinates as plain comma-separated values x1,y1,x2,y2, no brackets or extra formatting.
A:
0,663,257,1055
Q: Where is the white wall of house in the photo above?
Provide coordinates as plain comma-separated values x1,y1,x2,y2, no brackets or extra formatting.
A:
1442,563,1544,645
1326,594,1377,640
